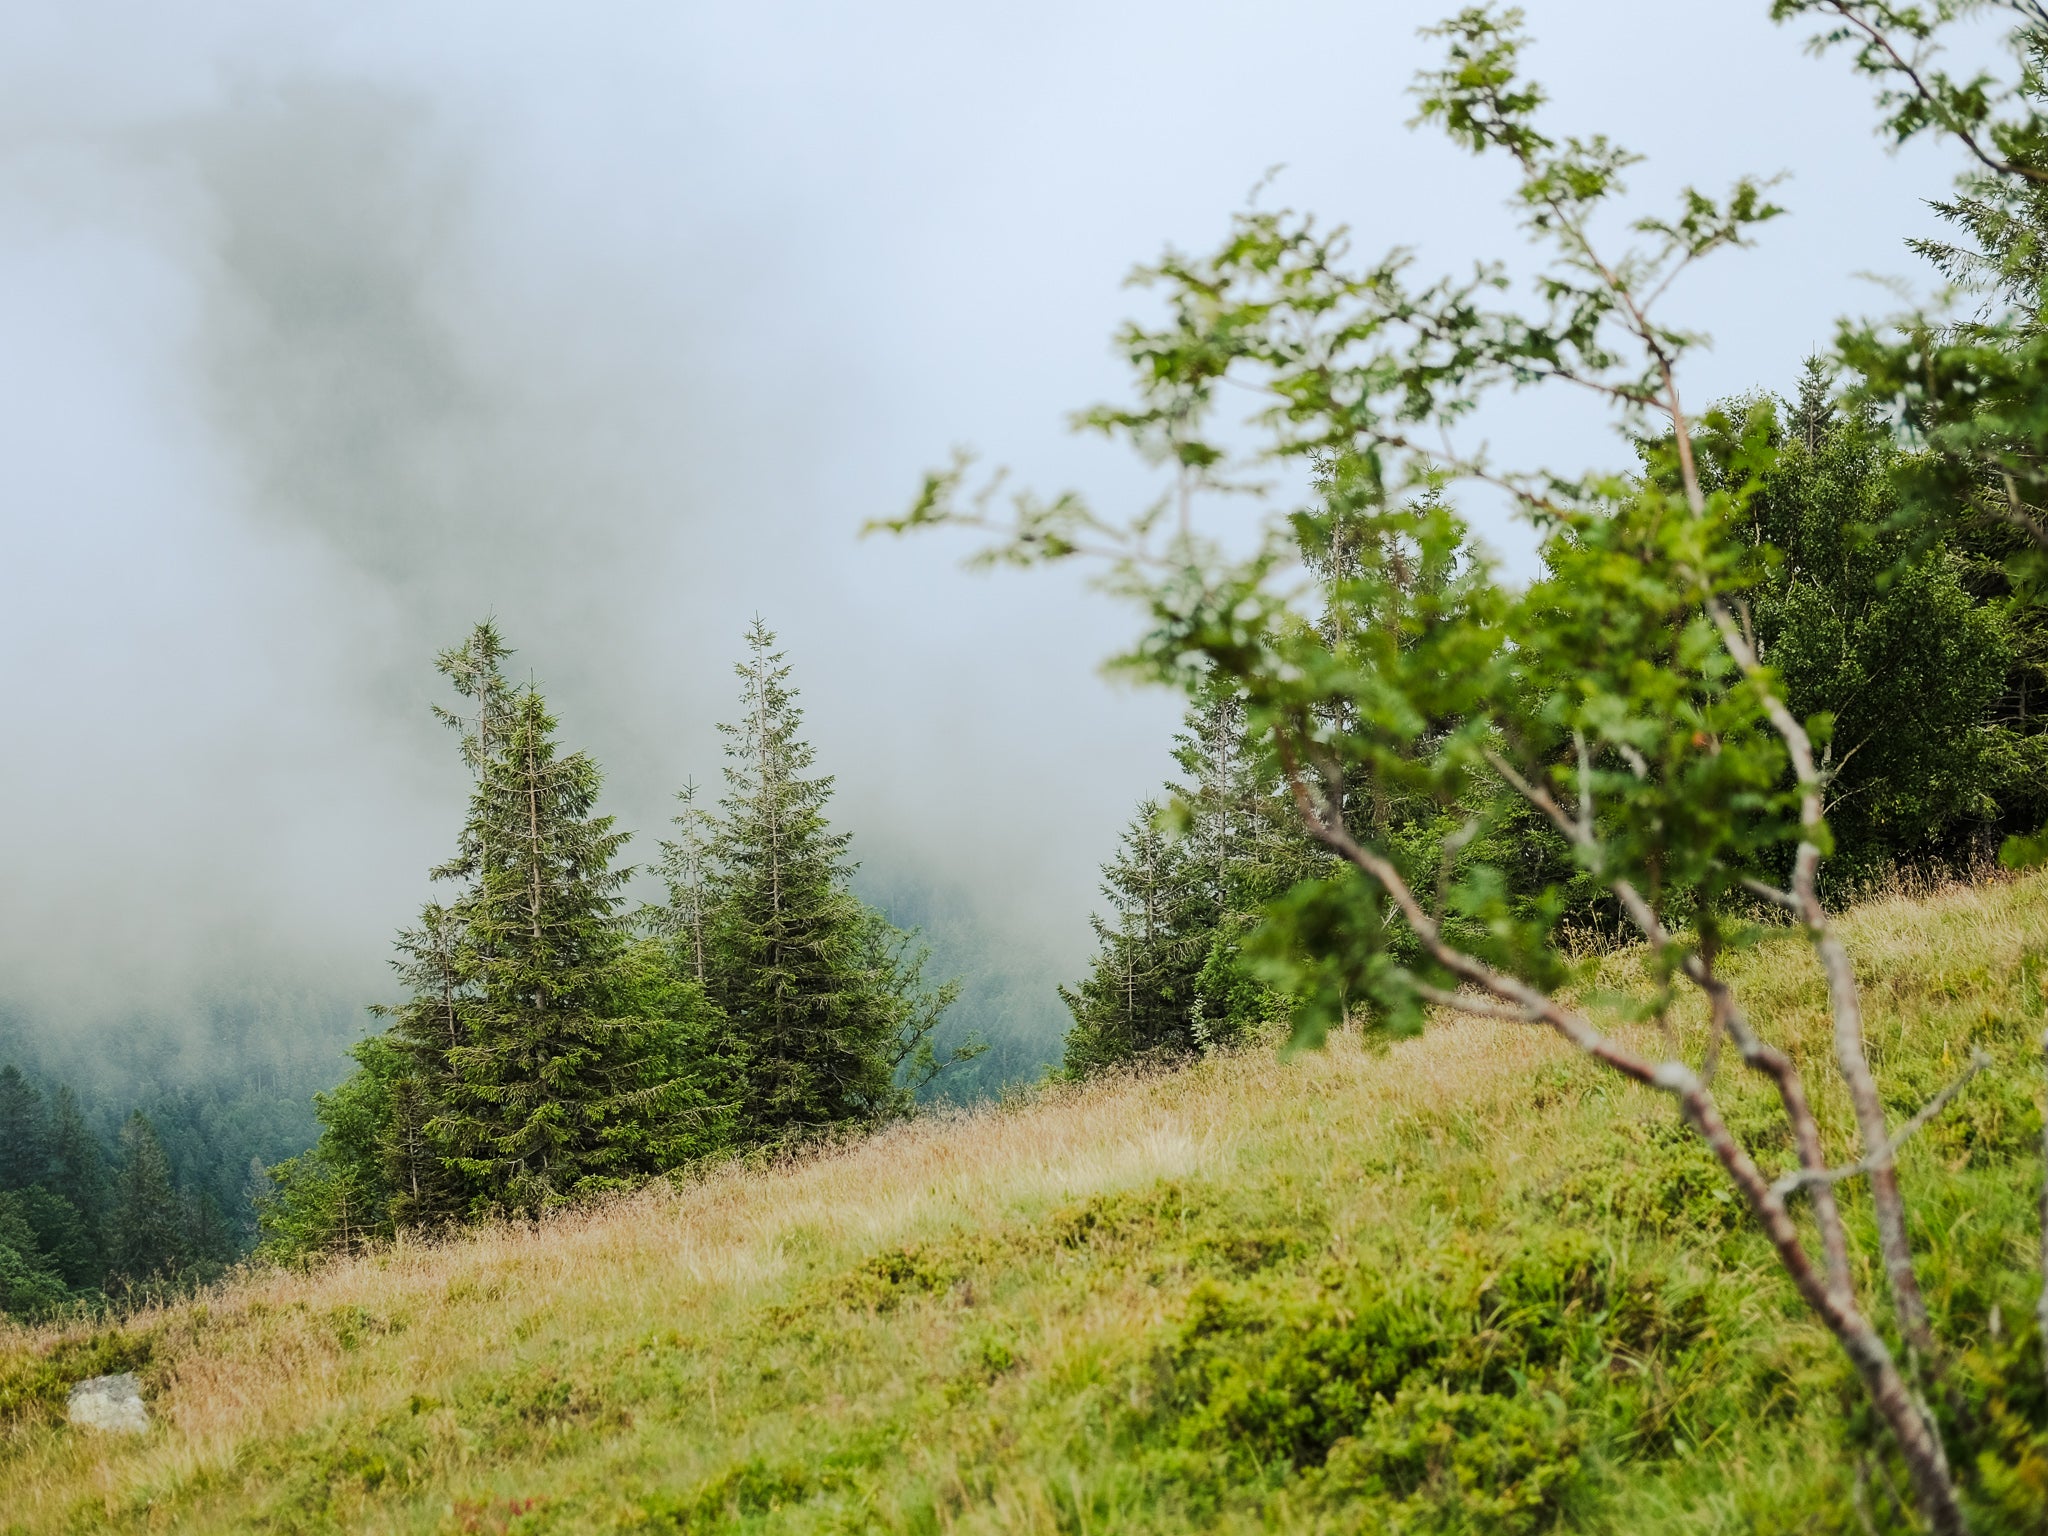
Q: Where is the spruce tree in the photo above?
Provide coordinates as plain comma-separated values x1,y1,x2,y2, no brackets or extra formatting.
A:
107,1112,188,1289
267,622,730,1250
433,686,691,1213
1059,799,1214,1074
0,1065,49,1191
691,620,958,1136
0,1193,67,1318
45,1087,107,1278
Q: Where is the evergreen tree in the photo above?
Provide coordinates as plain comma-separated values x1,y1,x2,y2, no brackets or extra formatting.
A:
0,1065,48,1190
47,1081,108,1261
369,900,473,1228
1688,393,2034,874
1791,354,1838,453
432,686,695,1213
0,1191,67,1318
1173,689,1315,1048
45,1086,107,1280
1060,800,1214,1074
652,781,716,988
107,1112,188,1289
688,620,961,1136
267,623,732,1252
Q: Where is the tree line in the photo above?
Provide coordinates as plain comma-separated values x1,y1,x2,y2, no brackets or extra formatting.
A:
0,1067,240,1315
1057,367,2047,1078
258,618,973,1258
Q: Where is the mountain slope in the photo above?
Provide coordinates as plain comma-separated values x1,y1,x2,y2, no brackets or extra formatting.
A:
4,873,2047,1534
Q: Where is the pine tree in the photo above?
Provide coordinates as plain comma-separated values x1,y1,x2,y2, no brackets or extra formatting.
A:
369,899,473,1227
107,1112,188,1289
1172,688,1313,1049
267,623,731,1251
0,1192,67,1318
691,620,958,1136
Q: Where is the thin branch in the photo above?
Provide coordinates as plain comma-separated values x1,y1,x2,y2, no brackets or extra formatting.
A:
1997,470,2048,554
1704,590,1938,1361
1740,875,1801,912
1480,742,1853,1298
1775,1050,1993,1198
1276,726,1953,1524
1814,0,2048,186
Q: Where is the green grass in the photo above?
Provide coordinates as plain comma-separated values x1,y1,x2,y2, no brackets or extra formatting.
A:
3,872,2047,1533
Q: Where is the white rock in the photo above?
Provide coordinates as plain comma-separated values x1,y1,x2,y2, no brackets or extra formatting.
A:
67,1373,149,1433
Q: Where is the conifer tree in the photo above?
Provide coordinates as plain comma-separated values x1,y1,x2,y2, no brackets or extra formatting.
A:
107,1112,188,1289
0,1065,48,1191
652,781,716,988
432,686,690,1213
1174,689,1317,1048
268,622,729,1251
0,1193,66,1318
1059,799,1214,1074
689,620,959,1135
45,1086,107,1278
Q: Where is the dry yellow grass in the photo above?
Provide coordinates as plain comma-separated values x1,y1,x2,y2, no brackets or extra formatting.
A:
2,868,2043,1534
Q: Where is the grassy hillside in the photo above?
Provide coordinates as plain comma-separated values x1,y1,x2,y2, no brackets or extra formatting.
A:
4,874,2047,1534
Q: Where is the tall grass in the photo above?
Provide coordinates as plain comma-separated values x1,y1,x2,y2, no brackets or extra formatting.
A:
2,871,2044,1534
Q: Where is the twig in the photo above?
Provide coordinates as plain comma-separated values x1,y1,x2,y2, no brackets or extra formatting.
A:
1774,1050,1993,1199
1740,875,1801,912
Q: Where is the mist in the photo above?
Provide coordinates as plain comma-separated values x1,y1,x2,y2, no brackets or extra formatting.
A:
0,1,1983,1074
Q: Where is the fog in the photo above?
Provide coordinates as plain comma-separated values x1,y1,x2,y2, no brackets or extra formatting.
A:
0,2,1985,1064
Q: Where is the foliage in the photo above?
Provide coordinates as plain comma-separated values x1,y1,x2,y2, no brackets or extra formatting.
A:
0,1063,229,1317
880,6,2048,1527
655,619,970,1138
1692,386,2036,874
266,620,965,1258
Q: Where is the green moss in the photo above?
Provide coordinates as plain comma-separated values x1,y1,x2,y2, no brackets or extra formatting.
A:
0,1324,155,1431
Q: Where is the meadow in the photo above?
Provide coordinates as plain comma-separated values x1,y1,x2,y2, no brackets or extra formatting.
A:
4,870,2046,1534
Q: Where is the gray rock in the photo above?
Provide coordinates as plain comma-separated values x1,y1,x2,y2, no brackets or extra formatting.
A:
67,1372,149,1433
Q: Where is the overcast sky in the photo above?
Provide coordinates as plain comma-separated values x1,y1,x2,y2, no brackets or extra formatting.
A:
0,1,1987,1031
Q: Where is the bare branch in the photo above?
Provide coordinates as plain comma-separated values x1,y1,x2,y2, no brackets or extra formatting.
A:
1702,587,1936,1357
1740,875,1801,912
1774,1050,1993,1199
